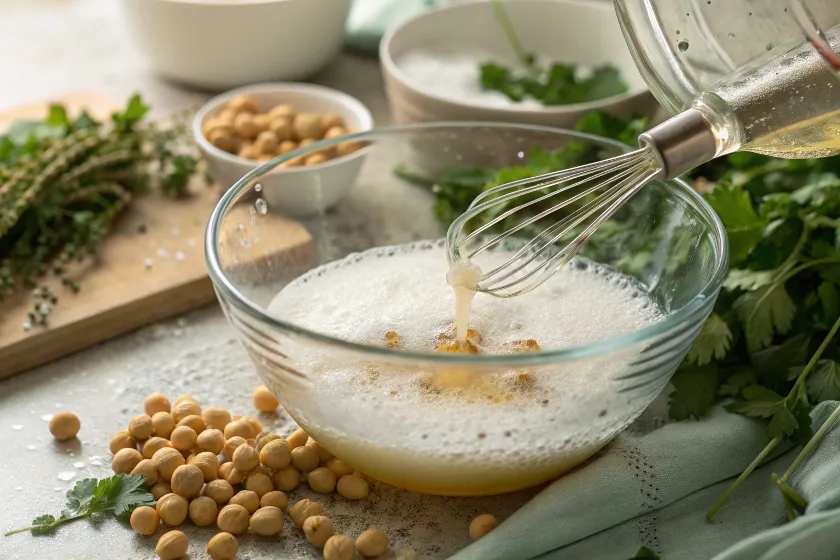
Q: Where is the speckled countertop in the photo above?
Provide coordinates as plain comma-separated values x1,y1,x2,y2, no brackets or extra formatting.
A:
0,1,538,559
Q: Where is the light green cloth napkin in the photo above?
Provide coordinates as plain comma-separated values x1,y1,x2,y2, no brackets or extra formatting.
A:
450,401,840,560
345,0,458,53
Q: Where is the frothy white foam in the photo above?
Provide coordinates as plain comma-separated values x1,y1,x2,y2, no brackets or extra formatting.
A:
265,240,662,493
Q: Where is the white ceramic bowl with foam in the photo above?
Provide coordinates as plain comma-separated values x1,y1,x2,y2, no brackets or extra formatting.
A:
121,0,351,90
192,83,374,216
380,0,660,127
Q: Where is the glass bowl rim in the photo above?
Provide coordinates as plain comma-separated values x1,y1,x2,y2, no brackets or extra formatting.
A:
205,121,729,365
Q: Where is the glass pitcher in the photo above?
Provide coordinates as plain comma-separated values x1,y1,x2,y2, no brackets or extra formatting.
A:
614,0,840,162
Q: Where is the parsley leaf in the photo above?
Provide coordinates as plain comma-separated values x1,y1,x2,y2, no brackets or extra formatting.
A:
704,182,767,264
687,313,732,366
627,547,662,559
803,360,840,401
4,474,154,536
669,364,720,420
733,283,796,352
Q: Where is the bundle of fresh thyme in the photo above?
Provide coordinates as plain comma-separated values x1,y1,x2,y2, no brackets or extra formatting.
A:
0,94,203,328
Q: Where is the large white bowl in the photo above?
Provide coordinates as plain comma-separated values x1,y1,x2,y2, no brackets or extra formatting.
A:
380,0,659,127
121,0,351,91
192,83,374,217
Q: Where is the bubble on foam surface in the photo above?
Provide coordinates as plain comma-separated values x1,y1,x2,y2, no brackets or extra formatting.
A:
266,240,663,490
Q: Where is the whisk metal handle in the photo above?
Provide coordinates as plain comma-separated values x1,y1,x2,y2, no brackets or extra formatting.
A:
638,109,718,179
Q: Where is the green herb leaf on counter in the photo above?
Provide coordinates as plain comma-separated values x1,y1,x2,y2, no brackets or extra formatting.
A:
480,61,629,106
0,93,205,327
4,474,155,536
627,546,662,559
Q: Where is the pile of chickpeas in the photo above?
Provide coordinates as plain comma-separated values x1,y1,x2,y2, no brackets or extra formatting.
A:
202,94,364,166
48,386,498,559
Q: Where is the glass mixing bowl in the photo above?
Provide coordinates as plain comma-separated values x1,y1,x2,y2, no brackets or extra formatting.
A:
205,124,728,496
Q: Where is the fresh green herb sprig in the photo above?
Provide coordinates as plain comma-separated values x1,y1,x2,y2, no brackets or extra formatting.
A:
627,547,662,560
481,0,629,105
5,474,155,536
394,108,840,522
0,94,204,327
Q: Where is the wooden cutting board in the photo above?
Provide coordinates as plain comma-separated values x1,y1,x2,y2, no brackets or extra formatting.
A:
0,92,314,379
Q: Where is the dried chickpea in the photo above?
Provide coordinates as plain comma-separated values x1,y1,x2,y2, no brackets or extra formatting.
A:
256,432,281,452
217,462,234,480
170,426,197,451
289,498,323,528
356,529,389,558
109,431,136,454
269,118,293,142
197,429,225,455
306,439,334,464
272,466,300,491
48,412,81,441
336,474,369,500
291,445,318,472
245,416,263,435
260,490,288,511
293,113,325,140
224,435,247,458
151,482,172,501
203,479,234,506
324,535,355,560
254,131,280,155
250,506,285,537
269,104,295,121
112,448,143,474
228,94,259,114
174,394,198,406
307,468,336,494
130,505,159,535
156,493,189,526
469,514,498,540
232,444,259,472
327,458,354,479
244,471,273,497
177,414,205,434
298,138,316,149
189,451,219,482
202,407,232,431
156,530,189,560
279,156,304,168
144,393,171,416
251,464,272,478
234,112,261,139
304,153,328,166
225,466,246,485
259,439,291,470
252,385,279,412
128,414,154,440
337,140,364,157
172,401,201,424
130,458,159,486
207,532,239,560
224,420,253,440
202,118,226,137
142,436,172,459
217,504,249,535
324,126,348,140
229,490,259,514
189,496,218,527
152,447,186,482
303,515,334,548
171,464,204,499
151,412,176,439
217,109,237,127
286,427,308,449
276,139,297,155
320,114,344,130
208,129,238,153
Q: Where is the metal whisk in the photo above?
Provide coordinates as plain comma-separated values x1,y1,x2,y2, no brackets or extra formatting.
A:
446,110,720,297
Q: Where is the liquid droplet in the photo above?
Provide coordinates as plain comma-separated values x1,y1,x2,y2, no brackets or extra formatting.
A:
41,414,53,421
255,198,268,215
254,183,263,192
26,444,37,450
57,471,76,481
678,40,690,52
12,424,22,430
73,461,85,468
727,33,735,39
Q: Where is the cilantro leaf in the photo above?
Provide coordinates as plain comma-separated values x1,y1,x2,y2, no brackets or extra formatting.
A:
4,475,154,537
627,547,662,559
725,385,785,418
804,360,840,402
704,183,767,264
723,268,776,291
668,364,720,420
733,283,796,352
687,313,732,366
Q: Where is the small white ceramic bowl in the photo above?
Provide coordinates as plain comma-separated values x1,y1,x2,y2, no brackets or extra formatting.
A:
380,0,659,127
193,83,374,217
121,0,351,90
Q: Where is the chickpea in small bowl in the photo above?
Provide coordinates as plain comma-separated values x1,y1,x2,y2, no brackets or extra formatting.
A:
193,83,374,217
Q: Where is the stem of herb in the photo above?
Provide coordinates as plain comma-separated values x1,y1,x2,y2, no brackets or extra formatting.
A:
787,312,840,401
4,513,88,536
490,0,536,73
706,435,781,520
780,402,840,484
